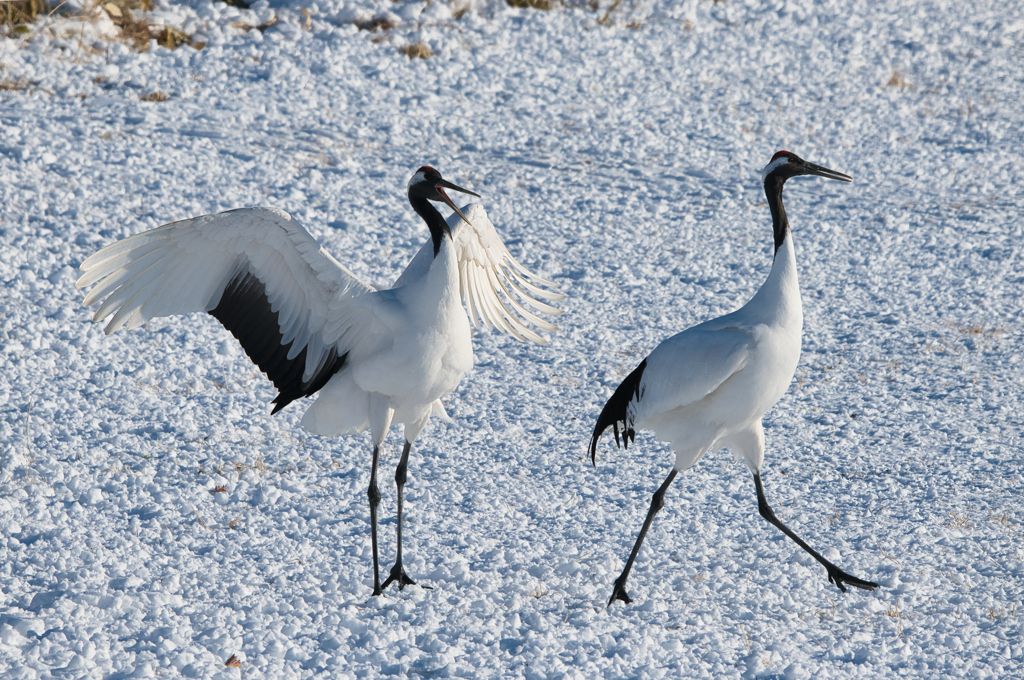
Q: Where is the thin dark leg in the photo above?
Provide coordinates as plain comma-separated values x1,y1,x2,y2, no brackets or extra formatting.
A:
381,440,417,592
368,444,383,596
754,472,880,593
609,469,678,606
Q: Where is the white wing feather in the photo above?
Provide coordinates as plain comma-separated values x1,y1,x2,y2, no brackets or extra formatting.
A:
393,203,565,344
77,207,376,382
629,325,753,427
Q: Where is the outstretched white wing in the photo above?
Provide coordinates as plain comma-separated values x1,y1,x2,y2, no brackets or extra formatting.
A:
77,207,378,412
394,203,565,344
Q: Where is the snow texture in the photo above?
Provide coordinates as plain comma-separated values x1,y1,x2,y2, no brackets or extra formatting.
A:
1,0,1023,677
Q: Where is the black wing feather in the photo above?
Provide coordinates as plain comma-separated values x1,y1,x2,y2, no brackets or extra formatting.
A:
209,269,347,415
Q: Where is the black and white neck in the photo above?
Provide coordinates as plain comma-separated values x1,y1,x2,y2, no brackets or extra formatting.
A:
760,150,853,257
761,154,793,256
408,168,452,258
406,166,480,258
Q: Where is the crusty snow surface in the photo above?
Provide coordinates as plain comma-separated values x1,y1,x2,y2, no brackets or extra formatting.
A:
2,0,1023,677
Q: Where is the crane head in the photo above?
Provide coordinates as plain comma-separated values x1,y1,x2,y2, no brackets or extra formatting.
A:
409,166,481,225
761,151,852,184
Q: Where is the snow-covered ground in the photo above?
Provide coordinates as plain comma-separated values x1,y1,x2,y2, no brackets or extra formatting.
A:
2,0,1023,676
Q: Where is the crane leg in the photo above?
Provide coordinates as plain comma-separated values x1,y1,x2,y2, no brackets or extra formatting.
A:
753,472,880,593
381,440,417,591
368,444,383,596
608,468,678,606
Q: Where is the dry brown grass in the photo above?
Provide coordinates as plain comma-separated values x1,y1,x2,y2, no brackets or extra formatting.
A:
949,323,1003,339
113,9,155,50
101,0,152,16
95,0,200,52
596,0,621,25
355,16,398,32
887,68,912,90
3,0,200,53
507,0,558,9
945,512,971,530
886,599,906,638
154,24,191,48
229,15,276,33
0,77,30,91
401,41,432,60
1,0,46,34
987,604,1017,620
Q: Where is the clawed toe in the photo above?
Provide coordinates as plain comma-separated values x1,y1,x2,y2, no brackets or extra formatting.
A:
381,563,417,592
608,578,633,607
828,566,880,593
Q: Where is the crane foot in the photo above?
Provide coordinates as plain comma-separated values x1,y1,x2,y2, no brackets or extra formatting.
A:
608,576,633,606
381,562,417,592
826,565,880,593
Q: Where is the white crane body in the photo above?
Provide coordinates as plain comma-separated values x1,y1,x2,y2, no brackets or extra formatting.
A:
78,168,564,596
591,151,879,606
302,234,472,443
634,235,802,473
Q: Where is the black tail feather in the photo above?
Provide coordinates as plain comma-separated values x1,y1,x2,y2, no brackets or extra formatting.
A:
589,359,646,465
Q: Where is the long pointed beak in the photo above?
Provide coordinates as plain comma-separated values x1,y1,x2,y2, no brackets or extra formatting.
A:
804,161,852,183
436,178,481,225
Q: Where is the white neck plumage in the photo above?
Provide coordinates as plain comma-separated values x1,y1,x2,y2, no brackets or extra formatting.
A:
744,192,802,328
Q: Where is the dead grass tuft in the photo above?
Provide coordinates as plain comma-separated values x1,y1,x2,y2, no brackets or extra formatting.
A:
596,0,621,25
945,512,971,531
887,68,912,90
507,0,558,9
401,40,432,59
153,24,191,49
98,1,200,53
191,505,211,530
0,77,30,91
229,15,276,33
1,0,46,33
886,599,907,638
99,0,153,47
113,9,153,50
949,323,1003,338
101,0,153,17
528,580,549,598
987,604,1017,620
355,16,398,32
3,0,199,54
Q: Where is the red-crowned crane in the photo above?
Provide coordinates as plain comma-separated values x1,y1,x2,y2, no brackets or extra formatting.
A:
77,167,565,596
590,151,880,606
